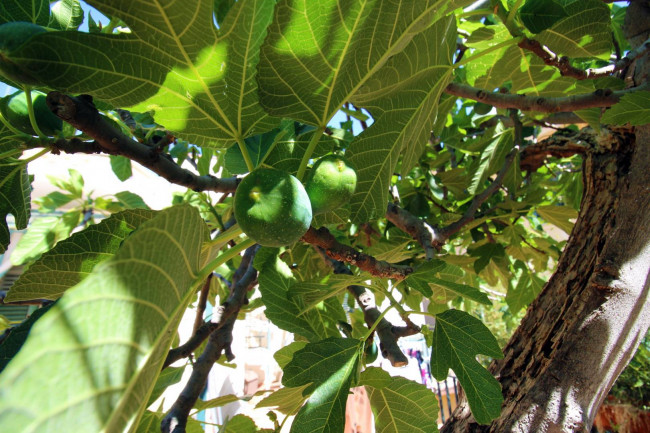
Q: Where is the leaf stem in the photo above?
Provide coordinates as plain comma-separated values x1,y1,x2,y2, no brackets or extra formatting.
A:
203,223,243,249
0,148,25,160
23,87,47,138
235,137,255,172
453,38,520,69
0,148,50,167
195,238,255,283
296,127,324,181
505,0,525,36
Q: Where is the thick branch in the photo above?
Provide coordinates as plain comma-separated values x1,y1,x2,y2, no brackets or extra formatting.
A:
45,92,239,193
444,82,645,113
520,131,592,172
302,226,413,279
519,37,650,80
385,203,439,259
161,245,259,433
319,249,418,367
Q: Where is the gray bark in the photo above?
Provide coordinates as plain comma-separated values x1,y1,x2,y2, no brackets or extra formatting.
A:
442,3,650,432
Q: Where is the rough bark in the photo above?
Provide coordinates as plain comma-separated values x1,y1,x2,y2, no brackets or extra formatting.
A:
442,4,650,432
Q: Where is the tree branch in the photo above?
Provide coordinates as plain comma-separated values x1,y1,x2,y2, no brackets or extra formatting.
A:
45,92,239,193
385,203,440,259
317,249,418,367
301,226,413,279
519,37,650,80
161,245,259,433
444,82,646,113
192,274,213,336
520,129,594,172
436,148,518,245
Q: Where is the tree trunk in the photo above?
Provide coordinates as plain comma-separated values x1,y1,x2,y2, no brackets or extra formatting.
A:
442,4,650,432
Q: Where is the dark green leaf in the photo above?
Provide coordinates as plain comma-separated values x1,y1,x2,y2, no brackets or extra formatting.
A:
430,309,503,424
0,0,49,25
0,164,30,253
0,302,55,373
520,0,569,33
283,337,362,433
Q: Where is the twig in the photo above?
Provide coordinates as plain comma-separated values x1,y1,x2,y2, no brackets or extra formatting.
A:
192,274,213,336
436,148,519,245
161,245,259,433
444,82,646,113
45,92,239,193
317,248,417,367
519,37,650,80
301,226,413,280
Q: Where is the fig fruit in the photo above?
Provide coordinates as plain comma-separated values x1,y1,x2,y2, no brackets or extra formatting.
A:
0,90,62,136
305,155,356,214
234,167,312,247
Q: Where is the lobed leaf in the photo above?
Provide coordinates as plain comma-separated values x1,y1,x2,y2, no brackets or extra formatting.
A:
0,205,209,433
258,0,454,127
430,309,503,424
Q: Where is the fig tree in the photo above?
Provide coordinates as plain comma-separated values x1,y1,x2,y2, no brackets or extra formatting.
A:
305,155,357,214
234,167,312,247
0,90,62,136
0,22,47,85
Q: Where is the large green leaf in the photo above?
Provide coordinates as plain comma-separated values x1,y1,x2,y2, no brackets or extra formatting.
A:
283,337,362,433
257,0,453,128
430,309,503,425
360,367,440,433
347,16,456,223
535,0,612,59
6,209,156,302
8,0,278,146
255,248,342,342
601,91,650,126
0,0,49,25
0,205,209,433
0,164,30,253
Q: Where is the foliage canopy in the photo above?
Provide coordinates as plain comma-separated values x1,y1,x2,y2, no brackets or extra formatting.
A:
0,1,645,432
